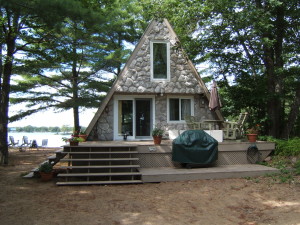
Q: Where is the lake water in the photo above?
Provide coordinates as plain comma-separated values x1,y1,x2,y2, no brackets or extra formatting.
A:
8,132,71,147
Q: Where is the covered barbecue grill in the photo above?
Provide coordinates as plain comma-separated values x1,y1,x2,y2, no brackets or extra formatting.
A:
172,130,218,167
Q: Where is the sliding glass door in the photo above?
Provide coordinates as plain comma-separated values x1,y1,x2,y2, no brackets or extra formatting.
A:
135,99,151,137
116,97,153,140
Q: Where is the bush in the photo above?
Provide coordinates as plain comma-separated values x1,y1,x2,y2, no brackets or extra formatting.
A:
294,160,300,175
274,138,300,156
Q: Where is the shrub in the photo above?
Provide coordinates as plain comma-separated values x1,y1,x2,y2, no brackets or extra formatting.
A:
274,138,300,156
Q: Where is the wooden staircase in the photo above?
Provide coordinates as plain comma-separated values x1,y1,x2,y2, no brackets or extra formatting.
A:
56,145,143,186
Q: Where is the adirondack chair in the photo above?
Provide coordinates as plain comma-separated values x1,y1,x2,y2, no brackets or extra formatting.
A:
184,116,198,129
41,139,48,150
184,116,210,130
21,136,32,147
8,136,19,147
223,112,248,139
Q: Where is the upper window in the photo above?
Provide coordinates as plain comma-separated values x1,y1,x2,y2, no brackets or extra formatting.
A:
150,41,170,81
168,97,193,122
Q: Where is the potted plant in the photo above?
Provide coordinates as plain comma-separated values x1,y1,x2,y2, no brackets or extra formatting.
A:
152,127,164,145
62,136,84,146
78,130,87,142
38,162,53,181
246,124,260,142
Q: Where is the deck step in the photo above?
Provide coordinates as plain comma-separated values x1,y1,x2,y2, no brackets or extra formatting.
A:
60,165,140,169
57,145,141,185
65,151,138,154
60,158,139,162
55,149,64,153
56,180,143,186
48,155,56,160
57,172,141,177
23,171,35,178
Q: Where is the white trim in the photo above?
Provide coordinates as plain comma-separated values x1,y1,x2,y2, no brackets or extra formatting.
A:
150,40,170,81
167,96,194,123
113,95,155,140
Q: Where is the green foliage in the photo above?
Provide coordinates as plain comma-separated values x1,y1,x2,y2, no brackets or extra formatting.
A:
265,171,295,184
62,136,84,142
8,125,80,133
152,127,164,137
263,155,300,184
294,160,300,175
7,0,144,133
273,138,300,156
38,162,53,173
140,0,300,138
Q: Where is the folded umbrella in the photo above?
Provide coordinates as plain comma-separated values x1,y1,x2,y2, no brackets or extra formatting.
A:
209,80,222,111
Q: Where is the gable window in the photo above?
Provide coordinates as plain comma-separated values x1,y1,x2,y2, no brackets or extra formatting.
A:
168,97,193,121
151,41,170,80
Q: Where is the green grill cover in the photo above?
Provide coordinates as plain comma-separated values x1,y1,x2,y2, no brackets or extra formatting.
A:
172,130,218,165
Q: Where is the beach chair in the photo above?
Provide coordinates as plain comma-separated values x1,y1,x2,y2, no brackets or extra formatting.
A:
41,139,48,150
8,136,19,147
21,136,32,148
29,140,38,149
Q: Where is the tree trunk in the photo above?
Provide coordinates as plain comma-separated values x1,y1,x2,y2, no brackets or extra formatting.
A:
264,44,282,138
261,3,285,138
72,41,80,134
73,106,80,135
0,38,16,164
281,84,300,139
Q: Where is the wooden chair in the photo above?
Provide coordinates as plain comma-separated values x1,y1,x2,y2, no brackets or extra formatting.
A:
223,112,248,139
184,116,199,130
184,116,210,130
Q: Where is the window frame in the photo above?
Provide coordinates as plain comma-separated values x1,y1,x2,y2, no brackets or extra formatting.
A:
167,96,194,123
150,40,170,81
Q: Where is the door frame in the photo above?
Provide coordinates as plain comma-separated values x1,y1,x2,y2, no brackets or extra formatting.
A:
113,95,155,141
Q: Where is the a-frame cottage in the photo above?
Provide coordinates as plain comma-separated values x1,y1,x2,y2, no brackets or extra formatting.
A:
55,19,276,185
86,19,223,141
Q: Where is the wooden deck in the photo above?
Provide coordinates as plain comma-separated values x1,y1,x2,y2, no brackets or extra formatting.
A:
140,165,279,183
58,139,278,183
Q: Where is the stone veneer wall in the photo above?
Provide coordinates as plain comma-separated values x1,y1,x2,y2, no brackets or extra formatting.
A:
89,20,216,141
89,94,216,141
89,99,114,141
114,21,203,95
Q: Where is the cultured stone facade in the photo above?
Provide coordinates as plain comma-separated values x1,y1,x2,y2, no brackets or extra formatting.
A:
89,20,216,141
115,22,202,95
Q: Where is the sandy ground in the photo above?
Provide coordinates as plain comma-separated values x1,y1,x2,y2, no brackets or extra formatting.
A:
0,148,299,225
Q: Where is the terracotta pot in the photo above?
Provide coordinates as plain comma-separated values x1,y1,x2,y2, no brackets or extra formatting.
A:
70,141,79,146
78,134,87,142
247,134,258,142
39,172,53,181
153,136,162,145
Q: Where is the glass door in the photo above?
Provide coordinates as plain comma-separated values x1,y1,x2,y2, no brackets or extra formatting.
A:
118,100,133,136
116,97,153,140
135,99,152,138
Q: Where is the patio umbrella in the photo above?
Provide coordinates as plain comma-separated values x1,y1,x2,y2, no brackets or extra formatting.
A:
209,80,222,111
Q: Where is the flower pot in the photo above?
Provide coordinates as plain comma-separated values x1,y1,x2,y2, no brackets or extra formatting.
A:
70,141,79,146
78,134,87,142
39,172,53,181
153,136,162,145
247,134,258,142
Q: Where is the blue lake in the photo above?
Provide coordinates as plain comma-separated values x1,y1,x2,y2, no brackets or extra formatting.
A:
8,132,71,147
